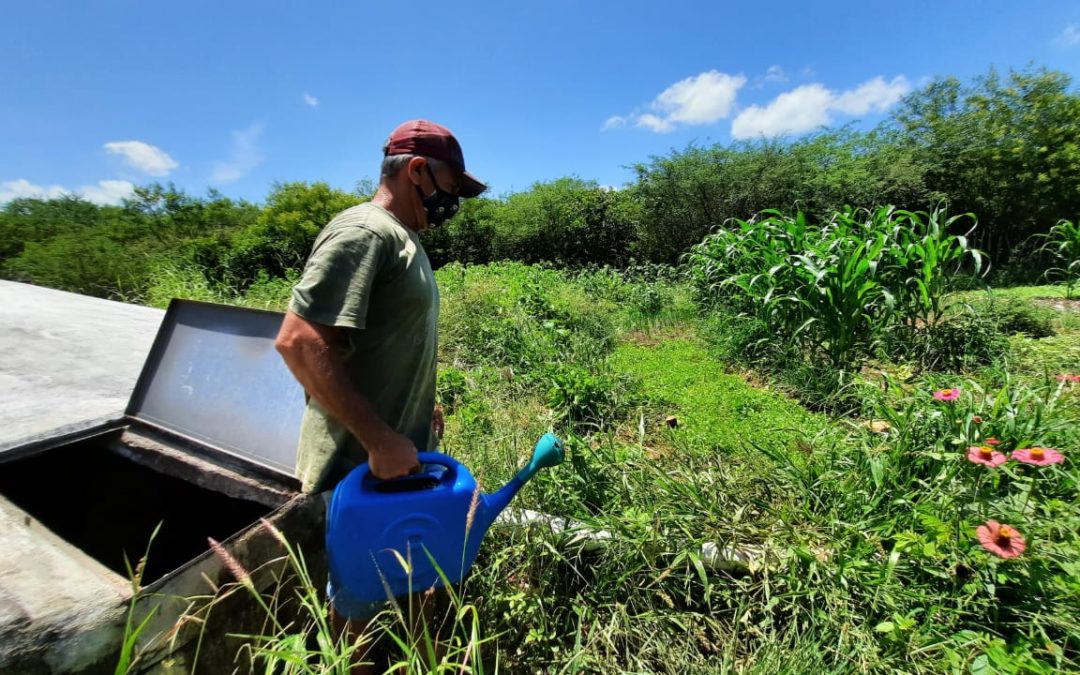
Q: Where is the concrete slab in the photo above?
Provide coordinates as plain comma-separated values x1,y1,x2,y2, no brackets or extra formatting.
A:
0,281,164,451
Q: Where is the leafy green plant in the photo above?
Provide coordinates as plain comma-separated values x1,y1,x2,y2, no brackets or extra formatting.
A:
687,206,983,375
883,207,986,330
1038,218,1080,298
437,367,471,415
546,364,637,434
971,295,1056,338
887,310,1009,372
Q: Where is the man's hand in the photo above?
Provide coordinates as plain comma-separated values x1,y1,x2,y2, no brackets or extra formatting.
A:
368,431,421,480
432,405,445,440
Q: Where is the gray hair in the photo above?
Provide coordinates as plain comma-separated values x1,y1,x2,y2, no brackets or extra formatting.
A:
380,149,447,181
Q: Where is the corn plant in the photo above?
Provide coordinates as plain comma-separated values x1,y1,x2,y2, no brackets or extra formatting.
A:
1037,218,1080,298
882,207,986,329
687,208,892,369
687,206,986,371
787,209,894,367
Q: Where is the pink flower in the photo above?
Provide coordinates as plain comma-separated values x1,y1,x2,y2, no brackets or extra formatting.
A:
966,445,1007,467
933,387,961,402
971,415,984,424
984,438,1001,446
1055,374,1080,383
1011,447,1064,466
976,520,1026,559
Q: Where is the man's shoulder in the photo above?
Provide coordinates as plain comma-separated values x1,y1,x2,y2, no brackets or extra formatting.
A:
327,202,406,238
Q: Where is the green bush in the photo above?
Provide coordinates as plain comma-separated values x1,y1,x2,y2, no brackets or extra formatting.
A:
899,313,1009,372
437,262,616,378
222,182,364,286
545,363,637,433
971,296,1056,338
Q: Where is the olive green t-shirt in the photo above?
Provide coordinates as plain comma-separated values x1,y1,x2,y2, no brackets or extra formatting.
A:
288,202,439,493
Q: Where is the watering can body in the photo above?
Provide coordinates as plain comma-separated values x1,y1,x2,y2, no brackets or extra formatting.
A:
326,433,563,608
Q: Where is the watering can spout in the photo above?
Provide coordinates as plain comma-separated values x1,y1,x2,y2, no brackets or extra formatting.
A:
473,433,565,534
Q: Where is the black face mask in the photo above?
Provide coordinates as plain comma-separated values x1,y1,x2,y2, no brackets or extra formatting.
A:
417,166,460,226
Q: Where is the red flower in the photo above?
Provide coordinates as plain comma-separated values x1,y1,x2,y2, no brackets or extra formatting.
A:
966,445,1007,467
933,387,961,402
1011,447,1064,466
976,520,1026,559
971,415,984,424
984,437,1001,446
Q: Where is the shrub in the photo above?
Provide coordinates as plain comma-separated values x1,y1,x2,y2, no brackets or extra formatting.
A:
545,364,633,432
902,313,1009,372
971,296,1056,338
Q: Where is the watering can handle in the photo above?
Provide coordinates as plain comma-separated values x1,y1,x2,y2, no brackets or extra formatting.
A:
368,452,459,493
416,451,459,467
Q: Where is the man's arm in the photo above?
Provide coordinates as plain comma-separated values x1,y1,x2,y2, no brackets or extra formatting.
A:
274,310,420,479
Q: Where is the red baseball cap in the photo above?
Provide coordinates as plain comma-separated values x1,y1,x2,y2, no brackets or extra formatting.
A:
384,119,487,198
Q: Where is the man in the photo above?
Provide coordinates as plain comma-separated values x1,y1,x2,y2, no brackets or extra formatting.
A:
274,119,485,669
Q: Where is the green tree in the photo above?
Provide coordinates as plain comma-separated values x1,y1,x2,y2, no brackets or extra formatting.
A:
493,178,636,266
0,195,107,264
422,197,500,268
890,66,1080,260
224,181,364,285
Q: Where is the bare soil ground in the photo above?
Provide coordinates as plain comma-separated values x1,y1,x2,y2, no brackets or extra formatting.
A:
1031,296,1080,312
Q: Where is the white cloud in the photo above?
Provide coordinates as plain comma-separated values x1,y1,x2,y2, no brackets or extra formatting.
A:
0,179,67,202
0,178,134,205
649,70,746,127
732,84,833,139
210,122,265,184
601,115,627,131
637,113,673,133
604,70,747,133
831,76,910,115
1055,24,1080,47
731,75,911,140
763,65,788,83
103,140,178,176
303,92,319,107
78,180,136,204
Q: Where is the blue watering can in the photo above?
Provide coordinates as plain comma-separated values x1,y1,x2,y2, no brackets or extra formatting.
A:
326,433,564,607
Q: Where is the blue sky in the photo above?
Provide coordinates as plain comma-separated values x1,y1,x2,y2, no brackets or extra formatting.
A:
2,1,1079,205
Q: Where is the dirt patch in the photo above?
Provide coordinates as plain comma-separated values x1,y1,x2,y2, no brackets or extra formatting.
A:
1030,296,1080,313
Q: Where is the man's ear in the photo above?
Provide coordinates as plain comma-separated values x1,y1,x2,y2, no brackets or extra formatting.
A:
407,156,427,185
